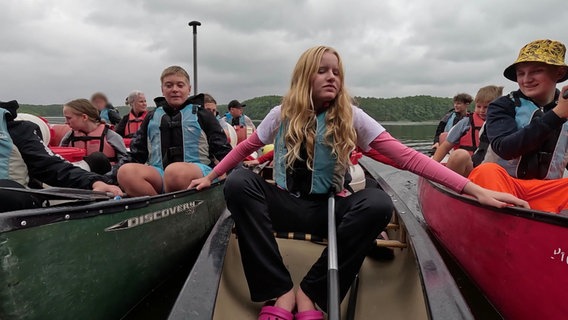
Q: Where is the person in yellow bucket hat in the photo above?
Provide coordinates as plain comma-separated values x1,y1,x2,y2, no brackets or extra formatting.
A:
468,39,568,213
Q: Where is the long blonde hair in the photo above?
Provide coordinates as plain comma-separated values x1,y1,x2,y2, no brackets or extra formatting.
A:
281,46,356,171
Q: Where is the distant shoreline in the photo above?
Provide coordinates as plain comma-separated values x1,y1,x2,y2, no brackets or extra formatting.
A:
378,121,438,125
46,117,439,126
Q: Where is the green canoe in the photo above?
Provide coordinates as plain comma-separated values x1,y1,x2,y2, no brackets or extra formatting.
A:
0,182,225,320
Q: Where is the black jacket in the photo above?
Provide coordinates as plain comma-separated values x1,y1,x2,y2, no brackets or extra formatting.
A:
105,104,121,125
0,100,110,189
487,90,566,160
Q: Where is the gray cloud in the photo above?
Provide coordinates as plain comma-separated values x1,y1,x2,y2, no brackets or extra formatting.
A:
1,0,566,107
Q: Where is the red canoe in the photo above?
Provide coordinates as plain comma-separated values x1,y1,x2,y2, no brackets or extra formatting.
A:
418,177,568,319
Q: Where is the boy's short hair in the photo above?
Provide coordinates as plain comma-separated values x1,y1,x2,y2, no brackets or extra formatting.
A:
160,66,190,83
203,93,217,104
453,93,473,104
475,85,504,103
91,92,108,103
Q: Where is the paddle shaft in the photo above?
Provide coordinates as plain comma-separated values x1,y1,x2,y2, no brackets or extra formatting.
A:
0,186,114,201
327,193,340,320
188,21,201,96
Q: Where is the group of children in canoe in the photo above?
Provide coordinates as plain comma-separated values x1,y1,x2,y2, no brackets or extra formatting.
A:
1,38,567,320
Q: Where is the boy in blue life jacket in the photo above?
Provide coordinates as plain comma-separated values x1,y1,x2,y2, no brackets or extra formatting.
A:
91,92,121,126
115,66,232,197
469,39,568,213
431,93,472,149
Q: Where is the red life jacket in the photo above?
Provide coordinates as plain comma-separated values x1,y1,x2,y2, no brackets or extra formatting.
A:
458,112,484,155
69,124,117,161
125,110,147,138
234,124,254,144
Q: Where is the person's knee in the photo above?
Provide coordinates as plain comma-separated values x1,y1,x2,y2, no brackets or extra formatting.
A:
165,163,202,181
355,189,394,226
163,162,184,177
117,164,136,185
224,168,256,199
451,149,470,162
469,162,507,181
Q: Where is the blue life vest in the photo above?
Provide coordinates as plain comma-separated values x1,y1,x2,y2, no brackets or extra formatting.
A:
274,111,342,195
496,94,568,179
100,108,110,124
0,109,28,185
146,105,205,169
444,112,457,132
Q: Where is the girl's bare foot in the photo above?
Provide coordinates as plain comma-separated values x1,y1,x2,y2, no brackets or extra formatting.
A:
274,288,296,312
296,287,316,312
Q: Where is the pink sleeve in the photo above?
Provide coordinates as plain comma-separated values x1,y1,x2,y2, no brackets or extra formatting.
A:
213,132,265,176
369,132,469,193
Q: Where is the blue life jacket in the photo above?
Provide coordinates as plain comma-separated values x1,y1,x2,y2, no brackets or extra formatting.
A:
0,108,28,184
100,108,110,124
146,105,206,169
495,93,568,179
274,111,343,195
444,112,457,132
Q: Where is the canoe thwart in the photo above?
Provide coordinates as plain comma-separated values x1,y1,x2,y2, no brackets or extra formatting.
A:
376,239,407,248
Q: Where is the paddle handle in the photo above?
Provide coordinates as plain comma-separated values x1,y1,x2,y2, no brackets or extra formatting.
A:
563,89,568,100
327,269,340,320
327,193,340,320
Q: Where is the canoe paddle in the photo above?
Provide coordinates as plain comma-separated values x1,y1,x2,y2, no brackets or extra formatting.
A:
0,186,115,201
327,191,340,320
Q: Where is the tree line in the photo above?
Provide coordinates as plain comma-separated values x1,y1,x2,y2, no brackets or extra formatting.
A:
19,95,455,122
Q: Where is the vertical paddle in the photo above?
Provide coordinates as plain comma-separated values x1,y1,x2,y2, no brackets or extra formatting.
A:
327,191,340,320
187,20,201,96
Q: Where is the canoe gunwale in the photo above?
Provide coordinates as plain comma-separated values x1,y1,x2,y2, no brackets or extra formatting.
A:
0,181,224,233
360,158,473,320
417,175,568,319
168,210,234,320
419,177,568,226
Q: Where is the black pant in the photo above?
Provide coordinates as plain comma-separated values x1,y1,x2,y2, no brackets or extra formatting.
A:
224,168,393,311
0,179,42,213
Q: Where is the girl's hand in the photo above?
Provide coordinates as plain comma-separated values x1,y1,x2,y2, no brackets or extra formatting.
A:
188,176,212,191
244,159,260,167
463,182,529,209
92,181,124,197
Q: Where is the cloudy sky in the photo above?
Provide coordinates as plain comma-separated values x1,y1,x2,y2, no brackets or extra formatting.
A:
1,0,567,106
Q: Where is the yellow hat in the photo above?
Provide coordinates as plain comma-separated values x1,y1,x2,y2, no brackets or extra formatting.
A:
503,39,568,83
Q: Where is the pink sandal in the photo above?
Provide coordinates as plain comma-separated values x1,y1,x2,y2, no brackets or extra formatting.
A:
295,310,325,320
258,305,294,320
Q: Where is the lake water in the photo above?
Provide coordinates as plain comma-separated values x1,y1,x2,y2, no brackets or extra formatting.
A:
382,122,436,154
